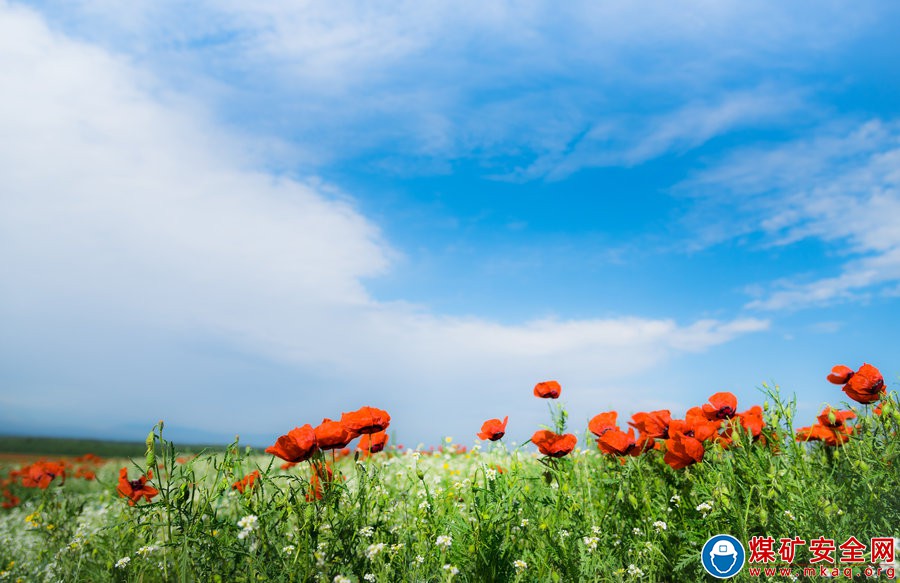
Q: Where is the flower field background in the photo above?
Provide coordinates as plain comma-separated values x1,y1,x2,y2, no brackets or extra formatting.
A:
1,364,898,582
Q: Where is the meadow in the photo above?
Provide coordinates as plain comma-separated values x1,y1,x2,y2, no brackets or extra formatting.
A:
0,363,898,582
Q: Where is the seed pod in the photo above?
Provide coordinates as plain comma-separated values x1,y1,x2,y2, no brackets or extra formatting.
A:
145,430,156,468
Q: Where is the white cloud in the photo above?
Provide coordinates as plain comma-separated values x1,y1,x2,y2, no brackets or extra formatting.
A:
681,120,900,311
20,0,875,177
0,2,770,441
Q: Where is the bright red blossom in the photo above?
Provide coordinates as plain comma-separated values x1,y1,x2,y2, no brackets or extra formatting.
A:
232,470,260,493
266,425,318,463
477,416,508,441
796,407,856,447
827,365,855,385
588,412,618,438
531,430,577,457
357,431,389,455
664,433,705,469
314,419,355,450
21,461,66,489
533,380,561,399
117,467,159,506
840,363,885,404
702,392,739,421
628,410,671,441
597,428,651,457
340,406,391,435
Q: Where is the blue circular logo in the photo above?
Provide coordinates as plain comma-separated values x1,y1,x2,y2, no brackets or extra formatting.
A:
701,534,745,579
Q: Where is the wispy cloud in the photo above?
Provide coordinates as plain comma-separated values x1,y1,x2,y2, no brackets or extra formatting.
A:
21,0,877,177
0,2,768,441
680,120,900,310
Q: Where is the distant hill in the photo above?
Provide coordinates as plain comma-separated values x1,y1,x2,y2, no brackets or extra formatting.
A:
0,435,242,458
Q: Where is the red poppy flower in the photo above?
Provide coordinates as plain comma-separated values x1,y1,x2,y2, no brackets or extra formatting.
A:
21,461,65,489
701,392,738,421
314,418,355,450
735,405,765,439
477,416,508,441
669,408,722,442
307,471,324,501
357,431,389,455
117,467,159,506
74,467,96,481
840,363,885,404
265,424,318,463
232,470,260,493
628,410,671,441
664,433,705,469
796,423,854,447
588,412,618,438
597,427,651,457
1,489,19,509
531,430,576,457
827,365,855,385
306,462,335,501
817,406,856,429
340,406,391,436
533,380,561,399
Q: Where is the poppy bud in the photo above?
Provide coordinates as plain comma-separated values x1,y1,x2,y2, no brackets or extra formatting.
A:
416,468,425,480
145,430,156,469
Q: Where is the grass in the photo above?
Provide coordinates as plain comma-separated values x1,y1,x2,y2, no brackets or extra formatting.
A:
0,384,898,582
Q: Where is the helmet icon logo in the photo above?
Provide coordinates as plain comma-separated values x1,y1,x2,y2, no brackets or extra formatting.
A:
701,534,745,578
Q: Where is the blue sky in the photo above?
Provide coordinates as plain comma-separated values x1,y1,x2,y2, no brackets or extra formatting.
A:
1,1,900,447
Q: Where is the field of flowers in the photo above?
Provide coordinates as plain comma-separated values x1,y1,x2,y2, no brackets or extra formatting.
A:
0,363,898,582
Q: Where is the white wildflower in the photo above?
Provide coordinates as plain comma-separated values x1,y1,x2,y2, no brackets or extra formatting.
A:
359,526,375,538
784,510,796,521
364,574,376,582
520,519,529,528
333,576,351,583
559,529,571,538
627,564,644,577
442,564,459,576
514,559,528,573
136,544,160,557
583,536,599,552
485,468,498,481
436,534,452,550
115,557,131,569
365,543,386,561
632,527,643,536
415,555,425,564
653,520,667,532
237,515,258,531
